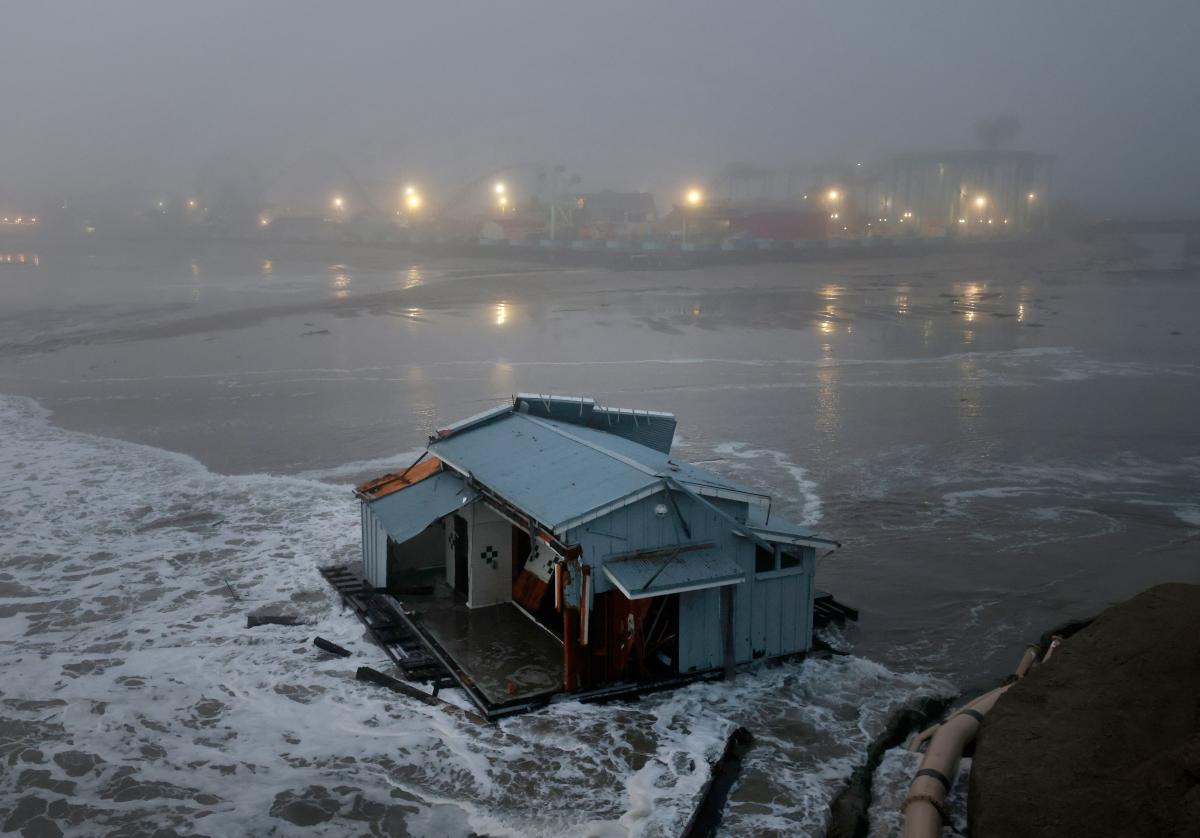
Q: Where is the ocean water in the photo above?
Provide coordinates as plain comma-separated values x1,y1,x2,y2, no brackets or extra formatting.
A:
1,240,1197,835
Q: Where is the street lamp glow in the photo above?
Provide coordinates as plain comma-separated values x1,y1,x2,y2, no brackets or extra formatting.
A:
827,189,840,201
332,195,345,210
406,192,422,210
497,195,509,208
494,182,507,195
259,215,271,227
404,185,416,197
187,199,197,208
974,195,987,208
685,188,703,207
1027,192,1037,201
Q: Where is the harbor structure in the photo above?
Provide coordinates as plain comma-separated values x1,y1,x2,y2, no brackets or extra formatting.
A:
863,150,1054,237
350,394,839,717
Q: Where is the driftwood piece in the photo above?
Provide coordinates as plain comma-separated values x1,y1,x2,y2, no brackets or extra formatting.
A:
313,636,352,657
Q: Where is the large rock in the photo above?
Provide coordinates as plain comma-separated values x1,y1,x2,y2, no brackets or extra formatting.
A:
969,583,1200,838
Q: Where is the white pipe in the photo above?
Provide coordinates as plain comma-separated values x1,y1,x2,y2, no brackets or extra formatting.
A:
901,645,1038,838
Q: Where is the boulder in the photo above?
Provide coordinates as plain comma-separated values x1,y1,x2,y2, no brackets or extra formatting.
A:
969,583,1200,838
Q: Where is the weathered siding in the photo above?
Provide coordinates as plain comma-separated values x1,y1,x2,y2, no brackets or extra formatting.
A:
566,492,817,673
360,501,390,589
568,490,752,673
748,548,815,658
679,587,725,672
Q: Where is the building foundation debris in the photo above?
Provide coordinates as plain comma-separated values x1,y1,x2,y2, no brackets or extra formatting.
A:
355,666,487,725
313,636,352,657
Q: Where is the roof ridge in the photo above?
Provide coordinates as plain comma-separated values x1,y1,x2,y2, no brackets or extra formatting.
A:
517,414,663,478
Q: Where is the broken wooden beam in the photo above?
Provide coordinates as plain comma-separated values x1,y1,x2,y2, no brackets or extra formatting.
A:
313,636,352,657
355,666,487,725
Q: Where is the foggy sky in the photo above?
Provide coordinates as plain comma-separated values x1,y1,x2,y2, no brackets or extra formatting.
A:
3,1,1199,216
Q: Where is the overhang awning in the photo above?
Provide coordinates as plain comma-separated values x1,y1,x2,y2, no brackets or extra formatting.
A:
367,470,477,545
745,518,840,550
603,549,745,600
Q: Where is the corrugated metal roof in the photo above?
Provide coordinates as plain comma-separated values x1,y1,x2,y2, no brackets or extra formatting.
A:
603,548,745,599
516,414,759,499
428,409,768,532
367,470,477,545
429,412,659,531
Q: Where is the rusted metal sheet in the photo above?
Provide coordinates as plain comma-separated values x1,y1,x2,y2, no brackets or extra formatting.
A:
354,456,443,500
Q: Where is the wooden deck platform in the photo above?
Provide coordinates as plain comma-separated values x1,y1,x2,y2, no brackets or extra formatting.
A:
397,581,563,708
320,563,563,718
320,564,829,719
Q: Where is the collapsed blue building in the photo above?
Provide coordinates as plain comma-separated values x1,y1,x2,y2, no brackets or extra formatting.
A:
352,394,841,717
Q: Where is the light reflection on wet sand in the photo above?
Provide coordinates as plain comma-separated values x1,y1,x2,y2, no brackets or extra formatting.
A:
1,239,1198,836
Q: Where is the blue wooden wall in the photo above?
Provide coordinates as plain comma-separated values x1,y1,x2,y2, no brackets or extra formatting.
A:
567,491,815,674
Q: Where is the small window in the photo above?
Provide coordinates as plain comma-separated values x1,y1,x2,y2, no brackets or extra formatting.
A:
755,544,776,574
779,550,801,570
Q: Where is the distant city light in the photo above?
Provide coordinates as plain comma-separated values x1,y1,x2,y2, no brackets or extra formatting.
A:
958,218,967,224
157,201,165,209
903,211,913,218
685,188,703,207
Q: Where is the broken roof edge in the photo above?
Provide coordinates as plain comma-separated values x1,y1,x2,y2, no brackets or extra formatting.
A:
354,456,443,501
514,393,676,419
432,402,514,441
